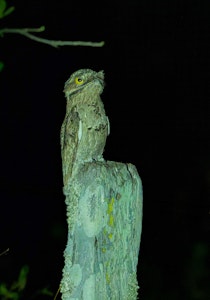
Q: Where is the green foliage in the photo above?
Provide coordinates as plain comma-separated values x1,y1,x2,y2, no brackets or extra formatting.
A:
33,287,54,298
0,265,54,299
185,242,210,299
0,0,15,19
0,265,29,300
11,265,29,293
0,0,15,70
0,61,4,71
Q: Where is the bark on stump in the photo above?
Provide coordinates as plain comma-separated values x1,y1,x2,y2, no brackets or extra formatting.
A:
60,160,143,300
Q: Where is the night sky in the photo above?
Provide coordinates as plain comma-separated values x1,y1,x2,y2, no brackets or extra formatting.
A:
0,1,210,299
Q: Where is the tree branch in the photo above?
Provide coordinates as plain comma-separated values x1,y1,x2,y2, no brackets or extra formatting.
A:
0,26,105,47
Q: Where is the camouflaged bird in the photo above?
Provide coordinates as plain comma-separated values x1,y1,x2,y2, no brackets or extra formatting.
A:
60,69,110,187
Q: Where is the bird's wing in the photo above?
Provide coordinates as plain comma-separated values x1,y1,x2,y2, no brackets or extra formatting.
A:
61,109,80,186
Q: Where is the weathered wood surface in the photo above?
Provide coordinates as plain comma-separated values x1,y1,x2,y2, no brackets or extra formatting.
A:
60,160,143,300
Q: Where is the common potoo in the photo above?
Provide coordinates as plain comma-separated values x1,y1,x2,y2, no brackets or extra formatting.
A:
60,69,110,187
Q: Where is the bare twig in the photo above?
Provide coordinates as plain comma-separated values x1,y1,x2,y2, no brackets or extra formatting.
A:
0,248,9,256
0,26,105,47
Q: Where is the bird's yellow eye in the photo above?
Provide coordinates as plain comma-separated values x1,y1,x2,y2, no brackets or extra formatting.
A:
75,77,84,85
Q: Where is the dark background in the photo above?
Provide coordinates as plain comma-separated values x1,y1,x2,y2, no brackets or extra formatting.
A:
0,1,210,299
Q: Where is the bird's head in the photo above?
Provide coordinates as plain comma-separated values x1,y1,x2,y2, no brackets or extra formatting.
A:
64,69,105,98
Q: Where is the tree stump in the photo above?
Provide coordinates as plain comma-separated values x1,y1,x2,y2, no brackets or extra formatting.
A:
60,160,143,300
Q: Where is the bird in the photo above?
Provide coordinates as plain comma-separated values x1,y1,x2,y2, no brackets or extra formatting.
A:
60,69,110,187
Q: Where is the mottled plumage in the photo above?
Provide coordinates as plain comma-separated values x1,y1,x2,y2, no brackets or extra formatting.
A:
61,69,110,186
